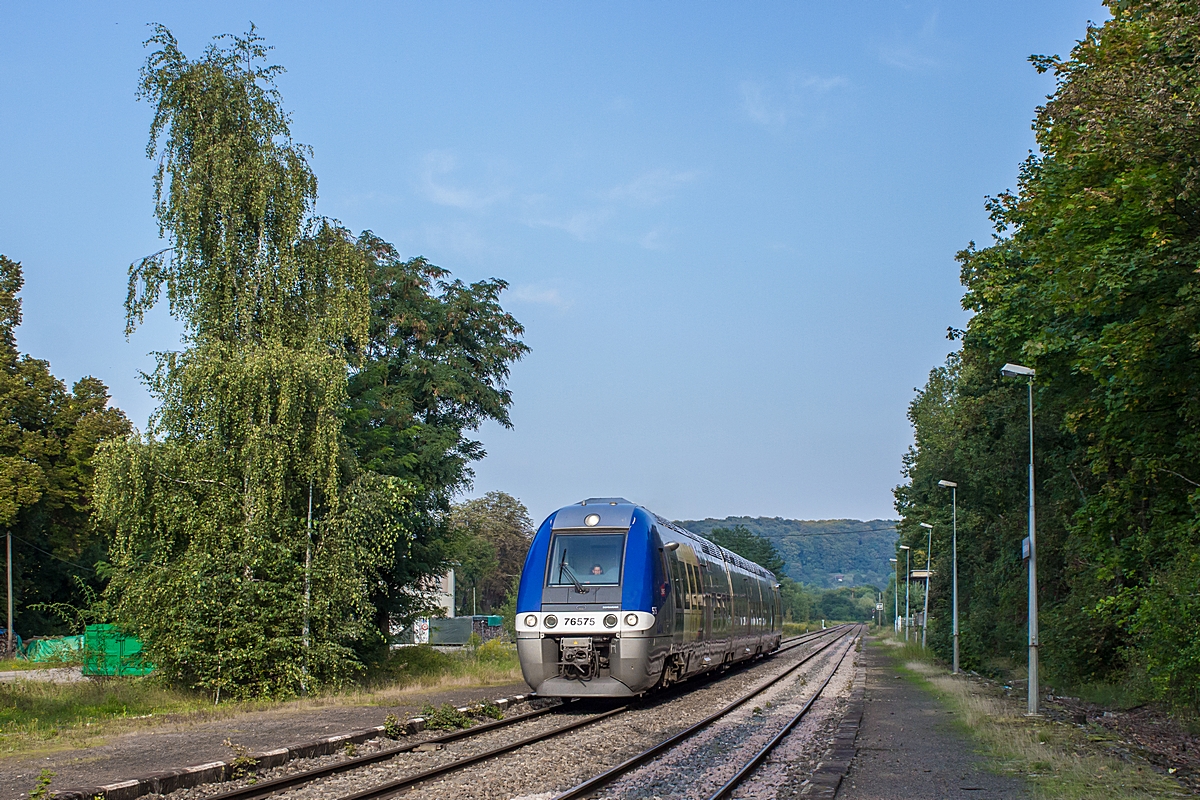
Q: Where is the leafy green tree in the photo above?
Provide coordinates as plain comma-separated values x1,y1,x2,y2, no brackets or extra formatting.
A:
449,492,533,615
681,516,897,588
779,579,810,624
95,27,407,698
811,586,877,623
0,256,130,636
898,1,1200,706
344,240,527,629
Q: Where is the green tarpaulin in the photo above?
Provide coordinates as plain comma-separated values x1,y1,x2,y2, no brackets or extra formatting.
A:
82,624,153,676
22,635,82,663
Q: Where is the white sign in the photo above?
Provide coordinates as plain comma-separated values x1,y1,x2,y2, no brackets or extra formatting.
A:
875,603,884,611
414,618,430,644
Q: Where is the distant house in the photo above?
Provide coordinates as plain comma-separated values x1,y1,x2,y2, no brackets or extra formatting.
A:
390,569,456,646
429,569,455,618
831,573,846,583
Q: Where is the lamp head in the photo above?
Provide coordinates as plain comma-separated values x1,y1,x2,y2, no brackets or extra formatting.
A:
1000,362,1035,378
890,558,897,563
900,545,910,550
938,479,957,488
919,522,933,529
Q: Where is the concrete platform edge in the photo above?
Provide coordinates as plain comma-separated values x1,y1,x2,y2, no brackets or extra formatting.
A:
49,692,536,800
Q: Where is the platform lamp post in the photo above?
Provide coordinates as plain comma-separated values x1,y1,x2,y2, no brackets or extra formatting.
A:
900,544,911,640
1001,361,1040,716
938,480,959,673
919,522,933,648
5,528,11,657
890,558,899,634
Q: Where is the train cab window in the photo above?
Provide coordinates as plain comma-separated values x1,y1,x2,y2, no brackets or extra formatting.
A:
548,533,624,586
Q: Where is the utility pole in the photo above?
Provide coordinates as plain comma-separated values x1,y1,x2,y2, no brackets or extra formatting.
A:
919,523,933,648
6,529,12,657
302,480,312,689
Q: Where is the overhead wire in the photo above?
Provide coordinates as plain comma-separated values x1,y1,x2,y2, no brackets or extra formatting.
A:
8,533,96,573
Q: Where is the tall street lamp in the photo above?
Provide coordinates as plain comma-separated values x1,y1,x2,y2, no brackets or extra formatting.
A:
1001,361,1039,715
938,480,959,673
919,522,933,648
900,544,911,640
890,557,899,633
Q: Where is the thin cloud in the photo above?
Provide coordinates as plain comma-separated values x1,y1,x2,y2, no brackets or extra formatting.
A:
879,12,941,71
640,227,670,251
608,169,701,207
526,208,614,241
419,151,510,210
509,285,572,310
798,75,848,93
741,81,786,128
741,73,847,131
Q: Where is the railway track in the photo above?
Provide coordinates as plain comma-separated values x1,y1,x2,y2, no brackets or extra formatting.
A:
199,626,847,800
551,624,861,800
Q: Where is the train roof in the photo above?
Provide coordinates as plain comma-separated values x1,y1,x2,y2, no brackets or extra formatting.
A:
552,498,778,582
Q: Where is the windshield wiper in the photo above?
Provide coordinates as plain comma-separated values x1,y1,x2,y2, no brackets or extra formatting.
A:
559,551,587,594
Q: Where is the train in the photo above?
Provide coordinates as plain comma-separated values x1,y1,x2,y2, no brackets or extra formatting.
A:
515,497,783,697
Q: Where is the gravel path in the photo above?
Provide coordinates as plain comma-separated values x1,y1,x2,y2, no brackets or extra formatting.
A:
837,637,1028,800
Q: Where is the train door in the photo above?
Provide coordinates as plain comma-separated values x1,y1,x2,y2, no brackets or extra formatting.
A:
735,571,750,654
750,576,764,651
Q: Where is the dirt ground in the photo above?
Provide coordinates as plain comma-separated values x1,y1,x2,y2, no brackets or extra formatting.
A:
0,680,529,800
1042,692,1200,793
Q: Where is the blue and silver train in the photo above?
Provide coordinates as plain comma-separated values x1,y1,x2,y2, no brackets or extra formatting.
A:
515,498,783,697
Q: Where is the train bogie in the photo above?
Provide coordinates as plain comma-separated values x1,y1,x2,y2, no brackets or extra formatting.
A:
515,498,783,698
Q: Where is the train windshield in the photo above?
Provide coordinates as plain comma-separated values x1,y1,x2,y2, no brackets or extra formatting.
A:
548,533,625,586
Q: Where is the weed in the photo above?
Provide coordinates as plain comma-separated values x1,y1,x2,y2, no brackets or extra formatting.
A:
473,700,504,720
751,706,763,715
475,639,515,663
343,740,357,757
420,702,473,730
28,769,54,800
222,738,258,781
383,713,407,738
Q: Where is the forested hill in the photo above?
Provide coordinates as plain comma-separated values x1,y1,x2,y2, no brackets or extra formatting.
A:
675,517,897,589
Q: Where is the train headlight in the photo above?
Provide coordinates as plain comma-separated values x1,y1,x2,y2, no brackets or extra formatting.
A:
604,614,618,628
624,613,639,626
584,513,601,526
524,614,537,628
544,615,558,628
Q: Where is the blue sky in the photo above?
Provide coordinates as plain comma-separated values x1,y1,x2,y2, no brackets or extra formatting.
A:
0,2,1105,525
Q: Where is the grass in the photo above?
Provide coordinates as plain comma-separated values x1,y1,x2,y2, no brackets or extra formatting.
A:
0,658,71,672
0,640,523,758
879,635,1186,799
783,620,864,636
0,677,223,756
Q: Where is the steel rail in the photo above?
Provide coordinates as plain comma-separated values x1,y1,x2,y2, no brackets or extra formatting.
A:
331,627,845,800
705,631,859,800
202,702,565,800
548,625,860,800
338,704,631,800
205,626,841,800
